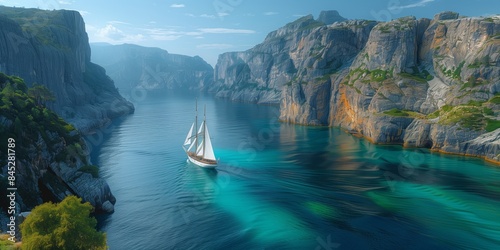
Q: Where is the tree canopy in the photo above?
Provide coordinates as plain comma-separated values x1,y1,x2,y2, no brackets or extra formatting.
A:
20,196,107,250
27,83,55,107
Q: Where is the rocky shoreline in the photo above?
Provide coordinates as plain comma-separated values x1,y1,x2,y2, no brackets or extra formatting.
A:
212,11,500,164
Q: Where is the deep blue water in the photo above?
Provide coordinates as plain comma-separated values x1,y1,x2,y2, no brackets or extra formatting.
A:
92,92,500,249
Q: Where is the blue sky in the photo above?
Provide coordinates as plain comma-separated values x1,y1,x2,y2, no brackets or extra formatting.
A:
1,0,500,66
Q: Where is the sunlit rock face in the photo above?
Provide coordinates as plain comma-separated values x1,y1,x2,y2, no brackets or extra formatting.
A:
215,11,500,162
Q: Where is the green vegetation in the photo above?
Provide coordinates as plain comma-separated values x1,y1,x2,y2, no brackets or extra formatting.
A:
0,7,72,50
370,69,388,82
0,72,85,170
468,55,491,69
428,101,500,131
378,25,391,33
489,95,500,104
384,108,410,117
399,68,433,83
440,61,465,81
20,196,107,250
483,107,494,116
484,17,495,22
486,119,500,132
79,165,99,178
0,234,18,250
28,83,55,107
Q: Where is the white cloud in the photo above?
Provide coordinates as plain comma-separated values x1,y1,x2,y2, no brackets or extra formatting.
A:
144,28,185,41
197,28,255,34
200,14,216,19
58,0,73,5
389,0,435,10
218,12,229,17
93,24,144,43
170,3,185,8
264,12,279,16
78,10,90,16
108,21,131,25
196,44,234,50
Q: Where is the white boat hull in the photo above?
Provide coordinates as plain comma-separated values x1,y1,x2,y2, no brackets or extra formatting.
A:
187,154,217,168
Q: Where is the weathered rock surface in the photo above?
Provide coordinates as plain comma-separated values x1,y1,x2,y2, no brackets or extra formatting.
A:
215,11,500,163
212,13,376,104
90,43,214,96
0,6,134,133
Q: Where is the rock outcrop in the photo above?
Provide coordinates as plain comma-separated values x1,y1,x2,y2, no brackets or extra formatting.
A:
0,6,134,133
90,43,214,96
215,10,500,163
317,10,347,25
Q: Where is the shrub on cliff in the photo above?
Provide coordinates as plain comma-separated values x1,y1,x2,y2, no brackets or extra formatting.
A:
20,196,107,250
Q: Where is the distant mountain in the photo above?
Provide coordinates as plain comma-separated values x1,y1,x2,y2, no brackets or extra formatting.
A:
213,10,500,163
90,43,214,97
0,6,134,133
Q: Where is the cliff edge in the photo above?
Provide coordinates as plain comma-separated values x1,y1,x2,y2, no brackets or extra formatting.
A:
0,6,134,133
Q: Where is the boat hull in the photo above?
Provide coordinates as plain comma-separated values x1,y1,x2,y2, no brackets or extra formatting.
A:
187,154,217,168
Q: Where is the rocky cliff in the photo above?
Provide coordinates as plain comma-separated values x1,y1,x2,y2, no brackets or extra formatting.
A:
90,43,214,96
215,11,500,163
0,6,134,133
0,73,115,214
212,13,373,103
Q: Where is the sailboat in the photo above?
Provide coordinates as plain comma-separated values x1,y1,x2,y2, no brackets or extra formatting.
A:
183,101,217,168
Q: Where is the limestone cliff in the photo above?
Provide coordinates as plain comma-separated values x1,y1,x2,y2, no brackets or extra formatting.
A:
212,13,374,103
0,6,134,133
215,11,500,163
90,43,214,96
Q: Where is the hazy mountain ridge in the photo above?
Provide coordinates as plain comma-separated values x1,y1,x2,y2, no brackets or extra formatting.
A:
0,6,134,133
214,11,500,163
90,43,214,96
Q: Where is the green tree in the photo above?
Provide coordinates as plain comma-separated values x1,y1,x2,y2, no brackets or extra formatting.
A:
20,196,106,250
27,83,55,107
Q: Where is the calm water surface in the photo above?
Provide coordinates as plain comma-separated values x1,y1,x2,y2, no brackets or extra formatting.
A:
93,92,500,249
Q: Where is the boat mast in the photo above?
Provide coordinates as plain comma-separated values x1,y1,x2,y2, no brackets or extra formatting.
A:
203,105,206,158
194,98,198,153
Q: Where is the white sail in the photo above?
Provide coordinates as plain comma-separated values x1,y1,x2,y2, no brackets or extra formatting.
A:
203,122,216,161
184,123,195,146
197,121,205,136
187,139,196,152
195,121,205,156
196,139,204,156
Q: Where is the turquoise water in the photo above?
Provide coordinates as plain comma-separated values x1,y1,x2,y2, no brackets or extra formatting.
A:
92,92,500,249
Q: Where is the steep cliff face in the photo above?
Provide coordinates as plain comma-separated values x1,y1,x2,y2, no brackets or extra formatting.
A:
212,13,374,104
216,11,500,163
0,73,115,213
0,6,134,133
90,43,214,95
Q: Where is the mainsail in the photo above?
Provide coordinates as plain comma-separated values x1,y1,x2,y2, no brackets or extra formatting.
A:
203,122,216,161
